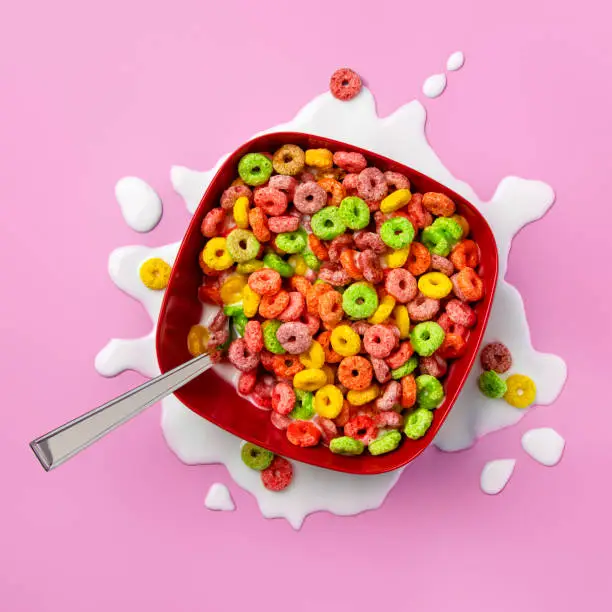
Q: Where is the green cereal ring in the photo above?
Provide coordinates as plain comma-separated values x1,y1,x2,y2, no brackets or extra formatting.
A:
416,374,445,409
275,230,307,254
223,304,243,317
330,436,365,456
262,320,286,354
294,389,308,401
404,407,434,440
226,229,260,263
432,217,463,245
290,392,315,420
478,371,508,399
238,153,273,186
410,322,445,357
421,226,451,257
236,260,264,274
391,355,419,379
311,206,346,240
233,311,248,338
241,442,274,470
302,249,321,271
263,252,294,278
368,430,402,456
342,282,379,319
339,196,370,230
380,217,415,249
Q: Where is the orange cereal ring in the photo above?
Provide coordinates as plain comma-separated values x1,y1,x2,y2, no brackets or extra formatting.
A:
436,333,467,360
317,330,343,363
333,400,352,427
450,240,480,270
318,290,343,326
273,354,305,378
338,356,373,391
248,206,271,243
339,249,363,280
406,242,431,276
451,214,470,239
422,192,456,217
290,275,312,297
400,374,417,408
453,268,484,302
198,250,223,276
308,234,329,261
248,268,282,296
259,290,290,318
306,282,333,316
317,177,346,207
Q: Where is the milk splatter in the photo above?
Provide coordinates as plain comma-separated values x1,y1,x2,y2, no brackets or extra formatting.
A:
115,177,162,233
422,74,447,98
480,459,516,495
447,52,465,71
204,483,235,512
522,428,565,466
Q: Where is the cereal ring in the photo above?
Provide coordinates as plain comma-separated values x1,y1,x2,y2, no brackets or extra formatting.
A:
317,330,343,364
421,226,451,257
333,151,367,173
318,290,343,326
446,299,477,328
480,342,512,373
267,176,298,203
290,391,314,420
369,431,402,455
385,268,418,304
342,173,360,196
404,407,433,439
290,275,312,298
305,236,328,263
187,324,209,357
327,235,354,263
367,293,396,325
262,319,286,355
238,370,257,395
437,333,467,359
422,192,456,217
330,68,362,101
198,280,222,305
330,436,365,455
278,291,305,322
363,324,396,359
384,247,410,269
271,381,296,415
270,412,291,430
410,322,445,357
259,290,290,319
357,167,388,201
321,364,336,385
451,214,470,239
244,320,263,353
350,320,372,336
248,268,282,296
437,313,467,338
261,252,292,278
384,171,410,192
238,153,273,187
408,294,440,322
419,355,448,378
344,414,377,444
429,254,454,277
276,321,312,355
337,356,373,391
318,263,351,287
306,282,333,316
338,196,370,230
241,443,274,471
254,187,288,217
272,144,305,176
293,182,327,214
478,371,507,399
261,456,293,491
305,148,333,169
375,411,403,430
259,351,276,372
380,217,415,249
221,184,253,210
288,253,307,275
452,268,484,302
275,229,307,254
392,355,418,380
248,206,271,243
399,374,417,408
393,305,411,339
268,215,300,234
418,272,453,300
370,357,391,384
385,341,414,370
340,249,363,280
231,196,250,230
342,281,379,319
316,417,339,445
406,193,433,230
298,340,325,370
318,177,346,207
432,217,463,246
201,207,227,237
504,374,536,409
332,400,351,427
139,257,171,290
357,249,384,285
353,230,386,253
416,374,444,409
293,368,328,392
406,242,431,276
450,240,480,270
228,338,260,372
272,354,304,379
311,206,346,240
226,229,260,263
202,237,234,271
375,380,401,411
330,325,361,357
314,384,344,419
380,188,412,214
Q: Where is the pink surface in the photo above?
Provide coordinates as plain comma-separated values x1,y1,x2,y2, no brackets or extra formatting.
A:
1,1,609,610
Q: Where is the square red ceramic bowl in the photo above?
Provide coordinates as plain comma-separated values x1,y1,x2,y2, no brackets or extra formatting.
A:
156,132,498,475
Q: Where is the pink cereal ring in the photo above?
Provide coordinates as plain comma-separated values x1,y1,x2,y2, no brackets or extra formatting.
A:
357,249,384,284
276,322,312,355
385,268,418,303
370,357,391,383
419,355,448,378
354,230,386,253
252,380,272,409
383,171,410,192
228,338,260,372
350,320,372,336
244,320,263,353
271,381,296,415
293,182,327,214
298,171,316,183
299,311,321,336
366,200,381,212
259,350,276,372
437,313,467,338
329,68,362,101
406,193,433,229
209,310,228,332
333,151,368,173
318,263,351,287
328,234,354,263
316,417,339,445
385,341,414,370
270,411,292,430
201,208,226,238
375,411,403,429
408,294,440,322
357,167,388,201
220,185,252,210
269,175,298,202
363,324,396,359
430,254,455,276
446,299,477,328
254,187,288,216
375,380,401,411
342,173,360,196
278,291,305,322
373,211,385,233
238,370,257,395
268,215,300,233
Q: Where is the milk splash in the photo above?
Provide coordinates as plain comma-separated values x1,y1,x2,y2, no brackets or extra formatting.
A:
97,83,566,528
115,177,162,233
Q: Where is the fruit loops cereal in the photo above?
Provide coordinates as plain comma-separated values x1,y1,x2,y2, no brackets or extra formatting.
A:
193,143,488,465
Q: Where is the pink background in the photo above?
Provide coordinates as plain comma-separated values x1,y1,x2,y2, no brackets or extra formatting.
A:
1,1,610,610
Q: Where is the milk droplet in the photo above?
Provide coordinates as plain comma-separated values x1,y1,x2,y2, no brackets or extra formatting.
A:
204,483,235,511
115,177,162,232
521,428,565,466
480,459,516,495
422,74,447,98
447,51,465,71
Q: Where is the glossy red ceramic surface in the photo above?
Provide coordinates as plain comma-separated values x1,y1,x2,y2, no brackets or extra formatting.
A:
156,132,498,475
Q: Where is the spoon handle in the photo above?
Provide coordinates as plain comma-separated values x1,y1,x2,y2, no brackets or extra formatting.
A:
30,352,213,471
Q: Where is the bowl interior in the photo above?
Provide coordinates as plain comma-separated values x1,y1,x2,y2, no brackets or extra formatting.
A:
156,132,498,475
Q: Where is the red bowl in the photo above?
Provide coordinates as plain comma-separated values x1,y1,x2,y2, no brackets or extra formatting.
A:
156,132,498,475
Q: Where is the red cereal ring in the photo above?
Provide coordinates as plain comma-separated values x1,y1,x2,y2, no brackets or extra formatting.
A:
384,171,410,192
271,381,296,415
268,215,300,233
437,312,467,338
333,151,367,173
299,311,321,336
253,376,274,408
317,177,346,207
294,182,327,214
328,234,354,263
357,167,388,201
450,240,480,270
353,230,386,253
480,342,512,373
307,233,329,261
430,254,455,276
261,456,293,490
340,249,363,280
317,330,343,363
318,290,344,326
385,268,418,303
318,263,351,287
445,299,477,328
228,338,260,372
406,193,433,229
385,341,414,370
278,291,306,322
259,290,290,319
220,185,252,210
306,282,333,315
342,173,360,196
270,412,292,431
238,370,257,395
198,282,223,306
423,192,456,217
375,411,403,429
272,354,304,379
344,415,377,445
260,350,276,372
338,356,373,391
244,320,264,353
329,68,362,101
436,333,467,359
290,275,313,297
248,268,282,296
357,249,384,284
287,420,321,447
363,324,396,359
400,374,417,408
366,199,381,212
254,187,288,216
248,206,271,242
269,175,298,201
419,355,448,378
201,208,226,238
452,268,484,302
408,293,440,322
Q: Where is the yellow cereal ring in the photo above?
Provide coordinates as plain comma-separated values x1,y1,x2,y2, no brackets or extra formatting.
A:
233,196,250,229
139,257,172,290
202,237,233,271
418,272,453,299
380,189,412,214
368,294,396,324
299,340,325,369
305,148,333,169
504,374,536,409
187,324,209,357
347,384,380,406
293,368,328,392
330,324,361,357
231,177,245,187
220,274,247,305
384,247,410,268
314,384,344,418
242,284,261,318
288,253,308,276
236,260,265,274
321,364,336,385
393,305,411,339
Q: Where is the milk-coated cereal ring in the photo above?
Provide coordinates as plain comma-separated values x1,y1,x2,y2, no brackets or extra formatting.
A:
228,338,260,372
404,407,433,439
238,153,273,187
276,321,312,355
201,207,226,238
338,356,373,391
244,320,263,353
385,341,414,370
139,257,172,290
385,268,418,304
421,226,451,257
340,249,363,280
268,215,300,234
430,254,454,277
261,456,293,491
369,430,402,455
271,381,296,415
406,242,431,276
408,293,440,322
294,182,327,214
450,240,480,270
410,321,445,357
330,436,364,455
344,415,377,445
278,291,305,322
419,355,448,378
329,68,362,101
272,144,305,176
316,417,339,445
318,290,344,325
317,330,343,363
338,196,370,230
437,333,467,360
354,230,386,253
226,229,260,263
363,324,396,359
248,206,271,243
318,178,346,207
241,443,274,471
452,268,484,302
384,171,410,192
375,380,401,411
330,324,361,357
504,374,536,409
423,192,456,217
358,249,384,285
478,371,507,399
380,188,412,214
342,282,379,319
238,370,257,395
418,272,453,300
221,184,252,210
254,187,288,217
293,368,328,392
333,151,367,173
314,384,344,419
480,342,512,373
318,263,351,287
248,268,282,296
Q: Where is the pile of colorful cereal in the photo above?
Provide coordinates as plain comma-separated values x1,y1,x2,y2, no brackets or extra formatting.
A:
477,342,536,408
241,442,293,491
192,142,488,457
